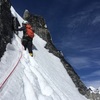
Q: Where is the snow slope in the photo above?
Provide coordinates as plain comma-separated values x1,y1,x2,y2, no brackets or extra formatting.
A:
0,7,88,100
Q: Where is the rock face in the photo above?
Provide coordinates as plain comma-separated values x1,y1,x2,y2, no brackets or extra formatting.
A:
0,0,13,58
87,87,100,100
23,10,89,97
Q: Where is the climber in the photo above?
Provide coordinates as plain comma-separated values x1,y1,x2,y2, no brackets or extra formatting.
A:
16,20,35,57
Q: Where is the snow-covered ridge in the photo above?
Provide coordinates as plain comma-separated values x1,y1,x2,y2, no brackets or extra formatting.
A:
88,86,100,94
0,6,88,100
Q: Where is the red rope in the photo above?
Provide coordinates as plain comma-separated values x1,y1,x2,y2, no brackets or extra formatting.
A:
0,52,22,89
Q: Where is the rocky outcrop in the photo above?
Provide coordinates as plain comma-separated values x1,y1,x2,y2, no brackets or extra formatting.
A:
0,0,13,58
88,88,100,100
23,10,89,97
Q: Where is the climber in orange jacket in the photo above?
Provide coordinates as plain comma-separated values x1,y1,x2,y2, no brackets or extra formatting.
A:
16,20,35,57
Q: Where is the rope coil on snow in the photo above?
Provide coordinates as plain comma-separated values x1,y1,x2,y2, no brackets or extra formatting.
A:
0,36,24,90
0,34,24,89
0,52,22,89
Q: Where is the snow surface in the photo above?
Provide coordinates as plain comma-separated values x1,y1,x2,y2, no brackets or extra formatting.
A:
0,6,89,100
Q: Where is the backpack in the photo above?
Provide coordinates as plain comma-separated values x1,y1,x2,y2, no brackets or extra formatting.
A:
25,24,34,38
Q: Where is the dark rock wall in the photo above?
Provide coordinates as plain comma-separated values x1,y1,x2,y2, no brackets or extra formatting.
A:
0,0,13,58
23,10,89,97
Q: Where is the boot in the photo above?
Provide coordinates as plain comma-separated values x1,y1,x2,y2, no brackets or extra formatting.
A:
29,53,33,57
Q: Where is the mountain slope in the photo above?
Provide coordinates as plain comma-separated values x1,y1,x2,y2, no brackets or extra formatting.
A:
23,9,88,96
0,7,88,100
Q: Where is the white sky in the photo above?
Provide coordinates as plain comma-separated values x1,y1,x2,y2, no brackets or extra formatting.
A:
0,6,88,100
